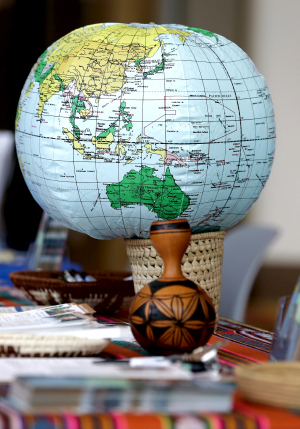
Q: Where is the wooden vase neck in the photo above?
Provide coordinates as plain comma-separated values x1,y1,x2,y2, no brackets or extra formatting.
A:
150,220,191,281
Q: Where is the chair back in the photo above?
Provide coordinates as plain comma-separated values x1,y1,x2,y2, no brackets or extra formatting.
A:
220,224,277,321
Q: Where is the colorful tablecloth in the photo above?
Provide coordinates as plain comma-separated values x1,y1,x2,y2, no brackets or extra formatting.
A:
1,286,300,429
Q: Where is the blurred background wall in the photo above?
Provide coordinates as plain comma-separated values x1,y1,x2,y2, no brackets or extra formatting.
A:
241,0,300,267
0,0,299,316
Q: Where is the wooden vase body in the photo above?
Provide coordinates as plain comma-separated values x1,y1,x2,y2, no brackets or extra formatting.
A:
129,219,216,355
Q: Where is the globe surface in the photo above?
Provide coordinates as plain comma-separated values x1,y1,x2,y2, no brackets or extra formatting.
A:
15,23,275,239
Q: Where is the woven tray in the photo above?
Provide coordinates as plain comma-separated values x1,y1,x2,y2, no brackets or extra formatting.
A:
125,231,225,326
9,270,135,313
235,362,300,409
0,333,109,357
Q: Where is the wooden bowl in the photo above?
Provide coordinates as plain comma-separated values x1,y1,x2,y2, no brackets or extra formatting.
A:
9,270,135,313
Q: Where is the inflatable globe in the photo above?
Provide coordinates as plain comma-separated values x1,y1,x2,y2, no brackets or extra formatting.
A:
15,23,275,239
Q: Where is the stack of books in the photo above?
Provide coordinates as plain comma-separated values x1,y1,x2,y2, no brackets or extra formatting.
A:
6,375,234,414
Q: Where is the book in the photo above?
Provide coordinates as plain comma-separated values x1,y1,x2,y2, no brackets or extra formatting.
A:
7,375,234,414
0,357,193,384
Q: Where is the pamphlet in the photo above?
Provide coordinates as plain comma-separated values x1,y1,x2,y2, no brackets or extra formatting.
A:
0,358,192,384
0,303,96,331
0,303,135,351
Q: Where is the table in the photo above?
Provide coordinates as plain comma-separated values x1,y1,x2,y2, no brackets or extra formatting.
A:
1,286,300,428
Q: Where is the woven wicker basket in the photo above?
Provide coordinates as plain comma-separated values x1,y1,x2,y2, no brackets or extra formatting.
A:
235,362,300,409
125,231,225,326
9,270,134,313
0,333,109,357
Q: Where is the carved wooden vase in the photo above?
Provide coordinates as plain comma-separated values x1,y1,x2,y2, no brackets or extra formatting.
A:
129,219,216,355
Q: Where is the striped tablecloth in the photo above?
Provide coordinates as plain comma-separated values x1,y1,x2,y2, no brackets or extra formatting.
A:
1,287,300,428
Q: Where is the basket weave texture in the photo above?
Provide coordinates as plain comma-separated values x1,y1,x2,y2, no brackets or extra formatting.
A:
9,270,134,313
0,334,109,357
125,231,225,323
235,362,300,409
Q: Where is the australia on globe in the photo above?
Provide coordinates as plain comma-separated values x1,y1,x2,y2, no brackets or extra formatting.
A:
15,23,275,239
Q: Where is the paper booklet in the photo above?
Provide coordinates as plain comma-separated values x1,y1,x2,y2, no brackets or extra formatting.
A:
0,303,95,329
0,358,193,384
0,303,133,340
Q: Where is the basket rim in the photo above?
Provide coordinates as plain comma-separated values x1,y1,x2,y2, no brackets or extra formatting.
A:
9,270,133,289
125,230,226,246
0,334,110,357
235,362,300,386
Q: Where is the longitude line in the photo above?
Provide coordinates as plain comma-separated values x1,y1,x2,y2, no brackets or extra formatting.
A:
183,35,212,225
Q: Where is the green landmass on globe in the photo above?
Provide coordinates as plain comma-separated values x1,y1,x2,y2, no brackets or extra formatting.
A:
106,166,190,220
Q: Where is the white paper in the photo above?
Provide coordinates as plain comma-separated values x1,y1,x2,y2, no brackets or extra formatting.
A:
0,303,86,321
0,358,192,383
0,303,94,330
0,306,41,313
130,357,171,368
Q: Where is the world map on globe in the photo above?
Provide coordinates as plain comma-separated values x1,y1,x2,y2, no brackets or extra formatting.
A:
15,23,275,239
